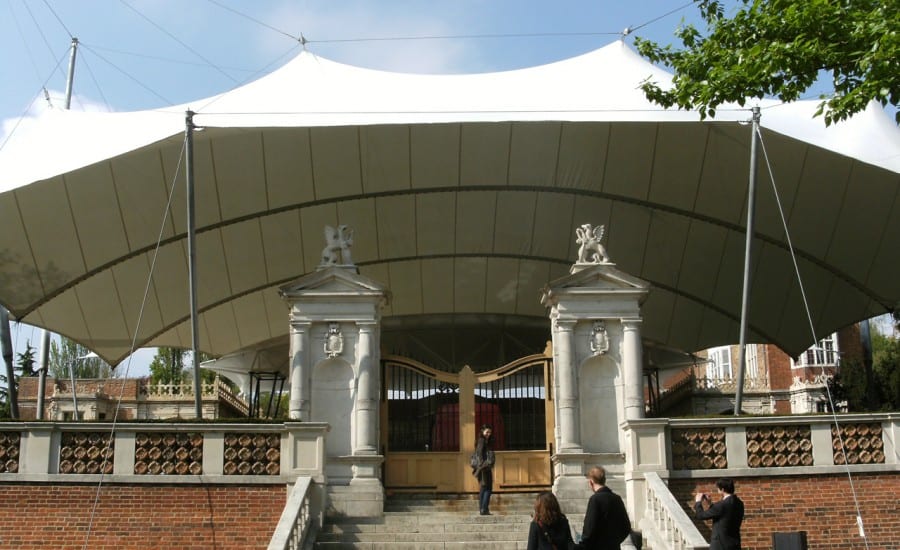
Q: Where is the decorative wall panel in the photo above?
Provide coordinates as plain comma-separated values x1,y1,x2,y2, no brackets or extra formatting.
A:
671,427,727,470
746,425,812,468
134,432,202,475
832,422,885,465
0,432,20,473
223,433,280,475
59,432,114,474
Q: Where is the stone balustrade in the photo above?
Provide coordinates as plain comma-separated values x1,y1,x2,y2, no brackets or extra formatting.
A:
143,377,250,415
268,477,325,550
640,471,708,550
0,421,329,484
692,376,770,393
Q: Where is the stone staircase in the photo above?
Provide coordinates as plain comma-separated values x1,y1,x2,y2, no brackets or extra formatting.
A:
314,492,546,549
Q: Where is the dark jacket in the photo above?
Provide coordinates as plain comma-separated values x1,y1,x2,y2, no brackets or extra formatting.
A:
472,435,495,484
576,486,631,550
527,515,575,550
694,494,744,550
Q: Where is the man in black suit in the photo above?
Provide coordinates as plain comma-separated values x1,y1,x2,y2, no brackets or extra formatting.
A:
575,466,632,550
694,478,744,550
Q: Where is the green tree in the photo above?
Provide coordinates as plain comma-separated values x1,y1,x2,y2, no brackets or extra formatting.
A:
149,347,224,388
254,391,290,419
0,342,38,417
148,347,187,385
16,343,37,378
48,337,116,379
635,0,900,126
828,357,868,411
871,329,900,410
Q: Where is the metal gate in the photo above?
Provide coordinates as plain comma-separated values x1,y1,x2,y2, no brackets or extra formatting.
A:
381,352,553,493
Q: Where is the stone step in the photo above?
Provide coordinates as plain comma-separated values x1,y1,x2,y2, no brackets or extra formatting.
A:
316,541,528,550
384,494,540,512
314,493,543,549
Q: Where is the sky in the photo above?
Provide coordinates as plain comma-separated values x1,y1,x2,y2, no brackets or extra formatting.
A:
4,1,889,377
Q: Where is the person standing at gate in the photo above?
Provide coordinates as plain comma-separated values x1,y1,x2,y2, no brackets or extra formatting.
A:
472,424,495,515
575,466,631,549
693,478,744,550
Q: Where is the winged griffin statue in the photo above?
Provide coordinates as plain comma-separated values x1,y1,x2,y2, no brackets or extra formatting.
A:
575,223,611,264
320,225,354,267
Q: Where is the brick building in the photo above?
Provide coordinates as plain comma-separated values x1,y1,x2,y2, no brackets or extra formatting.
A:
16,376,249,420
656,324,861,416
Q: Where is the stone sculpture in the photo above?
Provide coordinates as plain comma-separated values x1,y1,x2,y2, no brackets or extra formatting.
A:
324,322,344,358
575,223,611,264
321,225,354,266
590,320,609,356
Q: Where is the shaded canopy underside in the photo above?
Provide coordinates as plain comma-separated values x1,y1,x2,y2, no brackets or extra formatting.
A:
1,42,898,365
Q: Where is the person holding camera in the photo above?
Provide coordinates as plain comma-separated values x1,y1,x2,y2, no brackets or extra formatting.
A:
693,478,744,550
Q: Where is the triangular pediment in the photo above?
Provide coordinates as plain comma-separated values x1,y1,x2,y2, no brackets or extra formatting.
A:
556,263,650,291
543,263,650,296
279,266,389,298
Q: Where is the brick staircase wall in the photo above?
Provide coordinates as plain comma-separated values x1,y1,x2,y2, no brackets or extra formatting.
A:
668,473,900,550
0,483,286,549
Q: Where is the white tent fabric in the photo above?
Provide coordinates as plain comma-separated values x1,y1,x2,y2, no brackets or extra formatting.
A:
1,41,898,365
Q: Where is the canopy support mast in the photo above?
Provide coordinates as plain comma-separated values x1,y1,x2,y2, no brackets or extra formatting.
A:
64,38,79,110
34,38,81,420
186,111,202,418
734,106,761,415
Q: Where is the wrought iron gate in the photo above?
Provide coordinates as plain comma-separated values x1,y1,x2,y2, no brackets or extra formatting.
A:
381,353,553,493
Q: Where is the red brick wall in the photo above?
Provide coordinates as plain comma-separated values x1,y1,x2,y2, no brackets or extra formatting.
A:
0,483,286,549
18,377,143,400
765,347,794,391
668,473,899,549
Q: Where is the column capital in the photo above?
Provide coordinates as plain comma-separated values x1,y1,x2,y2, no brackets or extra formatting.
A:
555,319,577,331
290,320,312,331
621,318,643,328
355,320,378,332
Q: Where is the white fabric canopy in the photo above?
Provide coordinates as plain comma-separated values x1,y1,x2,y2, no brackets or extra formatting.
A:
1,41,898,364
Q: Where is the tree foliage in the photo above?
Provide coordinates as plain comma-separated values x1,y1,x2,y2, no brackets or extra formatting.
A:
148,347,186,385
635,0,900,125
827,358,868,411
148,347,220,386
0,342,38,417
829,325,900,412
48,337,115,379
871,328,900,410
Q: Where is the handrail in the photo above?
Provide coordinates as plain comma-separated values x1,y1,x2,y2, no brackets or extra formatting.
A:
268,477,317,550
641,471,708,550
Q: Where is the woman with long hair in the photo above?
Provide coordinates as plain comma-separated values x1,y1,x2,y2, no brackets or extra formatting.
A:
472,424,495,515
527,492,575,550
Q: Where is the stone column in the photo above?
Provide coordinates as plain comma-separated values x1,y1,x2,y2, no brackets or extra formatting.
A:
622,318,644,420
354,322,378,454
289,321,311,420
555,319,582,451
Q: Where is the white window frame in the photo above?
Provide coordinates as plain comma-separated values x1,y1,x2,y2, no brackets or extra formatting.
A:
793,333,839,368
746,344,759,379
706,346,733,381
